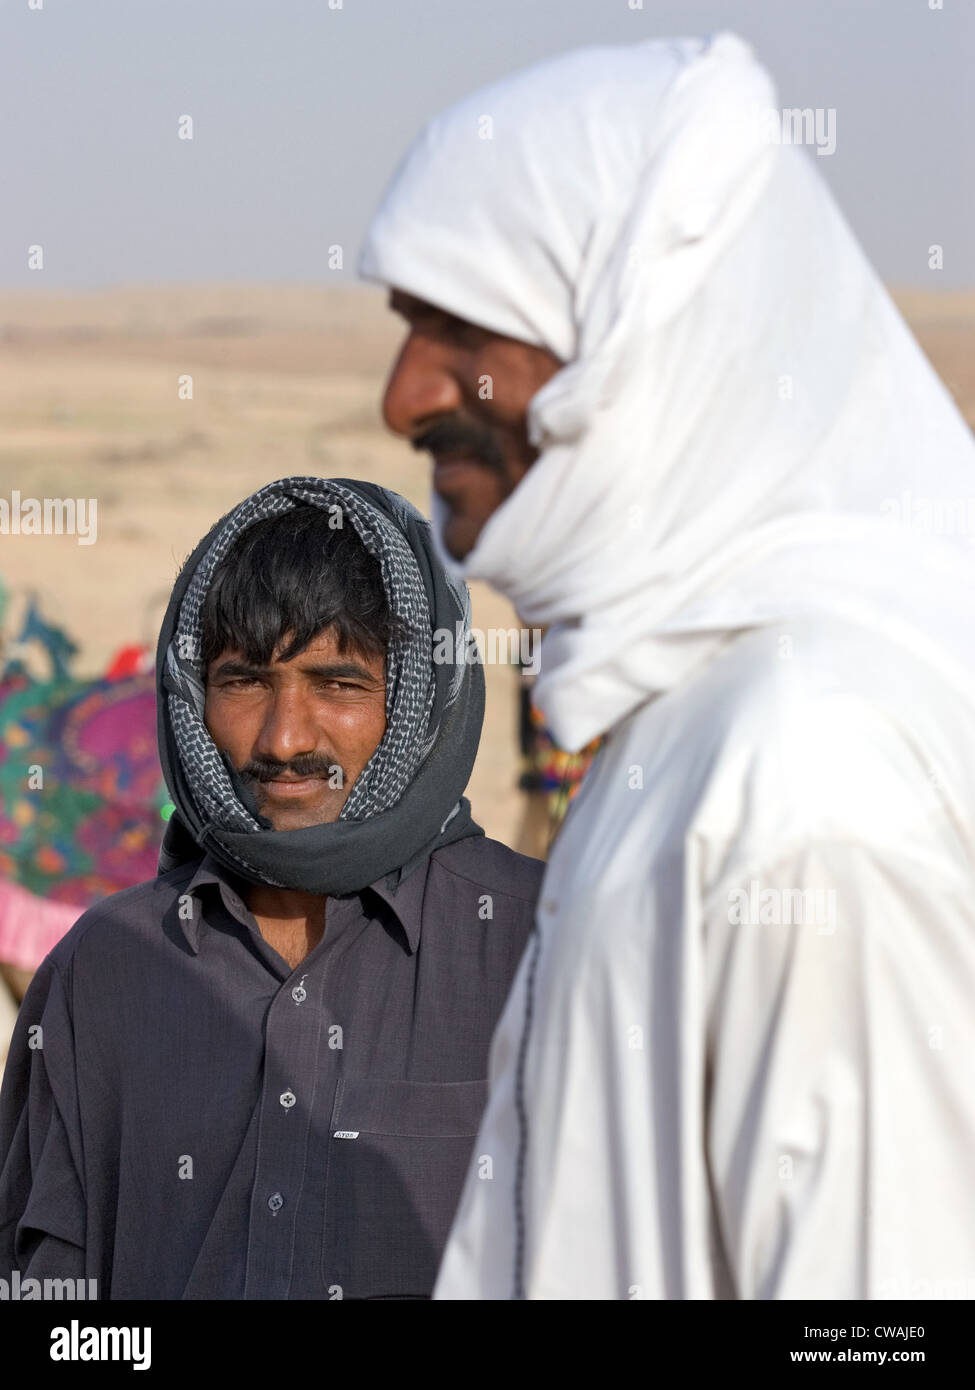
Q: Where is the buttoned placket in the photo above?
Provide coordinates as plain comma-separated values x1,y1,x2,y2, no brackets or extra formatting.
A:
180,859,428,1298
242,950,328,1299
239,889,374,1300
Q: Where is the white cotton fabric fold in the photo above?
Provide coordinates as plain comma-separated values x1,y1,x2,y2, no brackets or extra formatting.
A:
360,30,975,753
360,32,975,1300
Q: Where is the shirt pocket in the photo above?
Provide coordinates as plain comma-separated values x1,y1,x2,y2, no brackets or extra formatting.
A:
322,1076,488,1300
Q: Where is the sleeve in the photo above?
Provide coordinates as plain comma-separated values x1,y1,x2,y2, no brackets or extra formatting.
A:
703,837,975,1299
0,955,87,1283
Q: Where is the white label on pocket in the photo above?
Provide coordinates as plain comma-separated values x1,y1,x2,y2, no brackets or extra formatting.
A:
333,1130,360,1139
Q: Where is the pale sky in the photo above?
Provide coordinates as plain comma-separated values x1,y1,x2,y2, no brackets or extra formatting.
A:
2,0,973,289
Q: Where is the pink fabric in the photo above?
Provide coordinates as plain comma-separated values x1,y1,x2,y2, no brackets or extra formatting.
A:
0,878,81,972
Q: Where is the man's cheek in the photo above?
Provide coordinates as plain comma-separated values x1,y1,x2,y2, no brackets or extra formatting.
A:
205,707,251,758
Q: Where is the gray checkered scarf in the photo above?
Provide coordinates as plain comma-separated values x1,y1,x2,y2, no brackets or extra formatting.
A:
167,477,435,830
156,477,485,894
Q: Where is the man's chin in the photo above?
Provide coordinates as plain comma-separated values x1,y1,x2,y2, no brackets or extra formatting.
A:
259,800,345,831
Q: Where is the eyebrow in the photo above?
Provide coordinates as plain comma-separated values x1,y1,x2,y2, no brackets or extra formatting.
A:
389,289,450,324
210,658,382,683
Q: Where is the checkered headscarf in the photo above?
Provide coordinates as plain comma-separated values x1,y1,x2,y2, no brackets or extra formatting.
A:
164,477,442,840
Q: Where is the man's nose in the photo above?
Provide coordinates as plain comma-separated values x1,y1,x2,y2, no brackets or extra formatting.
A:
253,685,320,765
382,331,463,438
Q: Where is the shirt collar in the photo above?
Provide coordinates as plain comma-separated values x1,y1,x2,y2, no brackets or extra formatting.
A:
179,851,429,955
364,859,429,955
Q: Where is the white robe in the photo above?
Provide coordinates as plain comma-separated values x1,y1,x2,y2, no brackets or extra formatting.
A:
435,616,975,1298
360,32,975,1298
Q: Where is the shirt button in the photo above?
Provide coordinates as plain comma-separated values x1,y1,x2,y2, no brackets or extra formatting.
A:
279,1090,296,1109
268,1192,284,1213
291,985,306,1004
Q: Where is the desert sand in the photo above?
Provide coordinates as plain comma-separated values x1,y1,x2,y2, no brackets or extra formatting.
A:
1,282,973,851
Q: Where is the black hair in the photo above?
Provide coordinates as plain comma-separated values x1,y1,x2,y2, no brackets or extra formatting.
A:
200,504,392,672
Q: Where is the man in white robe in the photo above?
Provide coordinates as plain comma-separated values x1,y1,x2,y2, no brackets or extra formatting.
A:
359,32,975,1299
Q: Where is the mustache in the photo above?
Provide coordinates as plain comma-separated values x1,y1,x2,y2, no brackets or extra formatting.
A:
411,416,507,475
240,754,343,783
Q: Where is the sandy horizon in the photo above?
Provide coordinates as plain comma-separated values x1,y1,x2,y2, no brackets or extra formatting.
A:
1,281,973,844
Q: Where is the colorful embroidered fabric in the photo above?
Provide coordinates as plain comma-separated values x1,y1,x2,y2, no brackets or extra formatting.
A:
0,599,168,917
518,688,602,827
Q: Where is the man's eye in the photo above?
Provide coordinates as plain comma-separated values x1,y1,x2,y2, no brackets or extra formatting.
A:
225,676,261,688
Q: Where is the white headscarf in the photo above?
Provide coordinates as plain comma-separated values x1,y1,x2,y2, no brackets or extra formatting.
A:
360,31,975,752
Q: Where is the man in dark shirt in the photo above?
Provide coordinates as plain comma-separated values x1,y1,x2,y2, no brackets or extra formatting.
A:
0,476,541,1300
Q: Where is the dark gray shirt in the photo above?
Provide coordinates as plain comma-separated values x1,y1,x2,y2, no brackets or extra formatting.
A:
0,835,541,1300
